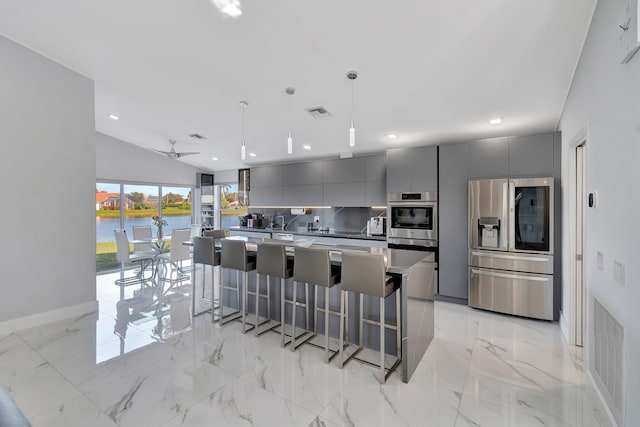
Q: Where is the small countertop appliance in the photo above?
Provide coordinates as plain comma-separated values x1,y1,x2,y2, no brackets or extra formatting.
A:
367,217,387,236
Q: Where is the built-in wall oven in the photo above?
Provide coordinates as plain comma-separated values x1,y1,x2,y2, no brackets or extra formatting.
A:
387,192,438,250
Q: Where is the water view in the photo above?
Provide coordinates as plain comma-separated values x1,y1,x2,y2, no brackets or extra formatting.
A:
96,215,193,242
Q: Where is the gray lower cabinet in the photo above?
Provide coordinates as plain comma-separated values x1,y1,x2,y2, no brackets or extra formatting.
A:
323,182,366,207
283,184,323,206
508,133,555,177
249,185,283,206
438,143,470,300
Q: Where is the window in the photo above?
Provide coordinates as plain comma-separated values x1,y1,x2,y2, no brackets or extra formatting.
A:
96,181,194,273
217,183,247,231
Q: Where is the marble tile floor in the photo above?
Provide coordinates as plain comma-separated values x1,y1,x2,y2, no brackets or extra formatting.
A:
0,271,601,427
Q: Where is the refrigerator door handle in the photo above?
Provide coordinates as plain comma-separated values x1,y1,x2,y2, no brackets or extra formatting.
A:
502,181,509,250
508,180,515,251
471,269,551,282
470,251,549,262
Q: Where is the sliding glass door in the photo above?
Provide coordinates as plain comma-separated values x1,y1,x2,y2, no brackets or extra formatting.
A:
96,181,194,273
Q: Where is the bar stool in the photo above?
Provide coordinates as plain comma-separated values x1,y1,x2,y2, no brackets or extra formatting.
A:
292,246,342,359
192,236,220,315
220,239,256,332
339,251,401,384
255,242,292,339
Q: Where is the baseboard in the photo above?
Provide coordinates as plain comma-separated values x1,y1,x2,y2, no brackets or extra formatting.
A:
586,370,619,427
434,294,468,305
0,300,99,335
559,310,570,343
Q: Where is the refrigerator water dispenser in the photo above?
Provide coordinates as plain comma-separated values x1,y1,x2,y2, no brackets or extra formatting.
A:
478,217,500,248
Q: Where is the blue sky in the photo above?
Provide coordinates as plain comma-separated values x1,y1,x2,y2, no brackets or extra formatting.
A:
96,183,191,197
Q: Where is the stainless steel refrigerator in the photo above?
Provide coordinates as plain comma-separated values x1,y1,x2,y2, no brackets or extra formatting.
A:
468,177,554,320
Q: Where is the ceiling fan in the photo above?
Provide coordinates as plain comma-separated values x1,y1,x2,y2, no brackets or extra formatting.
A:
153,140,199,159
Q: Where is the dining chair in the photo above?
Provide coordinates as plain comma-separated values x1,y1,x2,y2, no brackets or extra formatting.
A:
158,228,192,290
114,229,155,289
132,225,153,253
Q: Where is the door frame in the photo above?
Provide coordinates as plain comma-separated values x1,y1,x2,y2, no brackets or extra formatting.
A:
567,128,588,346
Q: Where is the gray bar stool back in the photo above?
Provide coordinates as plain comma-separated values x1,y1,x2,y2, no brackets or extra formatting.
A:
339,251,401,383
192,236,220,315
255,242,292,340
220,239,256,331
292,246,343,359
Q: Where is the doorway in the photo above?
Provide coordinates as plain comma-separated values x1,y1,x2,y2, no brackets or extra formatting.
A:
572,141,586,346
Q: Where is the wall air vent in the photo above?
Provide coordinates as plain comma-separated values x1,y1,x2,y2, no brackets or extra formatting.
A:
189,133,207,140
306,106,331,118
594,298,624,425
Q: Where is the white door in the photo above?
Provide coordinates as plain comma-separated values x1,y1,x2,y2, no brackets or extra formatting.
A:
575,143,586,347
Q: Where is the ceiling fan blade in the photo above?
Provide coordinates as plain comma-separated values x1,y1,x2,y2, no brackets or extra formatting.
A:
151,149,172,156
176,152,200,158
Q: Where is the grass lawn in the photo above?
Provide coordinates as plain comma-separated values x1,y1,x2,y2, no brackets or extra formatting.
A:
96,207,191,218
96,241,128,273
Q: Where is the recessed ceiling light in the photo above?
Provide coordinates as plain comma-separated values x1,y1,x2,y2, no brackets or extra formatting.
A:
489,118,502,125
211,157,219,161
303,145,311,150
109,114,119,120
249,152,257,157
387,133,397,140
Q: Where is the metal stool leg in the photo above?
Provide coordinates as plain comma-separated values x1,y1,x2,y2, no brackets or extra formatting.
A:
291,281,298,351
380,296,385,384
281,278,286,347
325,287,330,363
339,290,345,368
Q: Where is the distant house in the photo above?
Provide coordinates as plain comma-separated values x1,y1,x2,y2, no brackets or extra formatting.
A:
95,192,135,210
144,195,159,209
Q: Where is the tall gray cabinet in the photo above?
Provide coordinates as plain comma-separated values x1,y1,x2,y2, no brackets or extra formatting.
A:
386,146,438,192
437,132,561,316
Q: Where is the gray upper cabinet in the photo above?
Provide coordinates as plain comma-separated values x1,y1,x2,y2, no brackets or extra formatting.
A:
467,137,508,179
438,143,470,300
283,161,323,185
323,158,365,184
387,146,437,193
283,184,323,206
386,148,412,192
410,146,437,192
250,165,283,187
365,181,386,206
365,155,386,182
508,133,554,177
249,185,283,206
323,182,366,207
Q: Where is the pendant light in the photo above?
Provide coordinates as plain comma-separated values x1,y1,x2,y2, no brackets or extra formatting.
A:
239,100,248,160
286,87,295,154
347,71,358,147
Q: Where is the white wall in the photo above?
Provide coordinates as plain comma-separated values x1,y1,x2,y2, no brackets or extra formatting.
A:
0,36,96,323
96,132,209,185
559,0,639,424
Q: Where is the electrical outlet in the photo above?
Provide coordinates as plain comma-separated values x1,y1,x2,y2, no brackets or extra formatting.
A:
314,216,320,223
613,260,625,286
597,251,604,271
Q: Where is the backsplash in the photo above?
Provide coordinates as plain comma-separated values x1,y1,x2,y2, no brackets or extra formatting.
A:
249,207,386,233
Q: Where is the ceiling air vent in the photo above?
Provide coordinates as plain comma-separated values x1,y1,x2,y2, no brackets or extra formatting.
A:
189,133,207,140
306,106,331,118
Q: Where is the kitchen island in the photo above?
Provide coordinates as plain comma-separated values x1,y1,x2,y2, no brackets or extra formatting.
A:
220,235,435,383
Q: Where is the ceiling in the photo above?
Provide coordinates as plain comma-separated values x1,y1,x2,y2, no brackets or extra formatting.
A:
0,0,596,171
